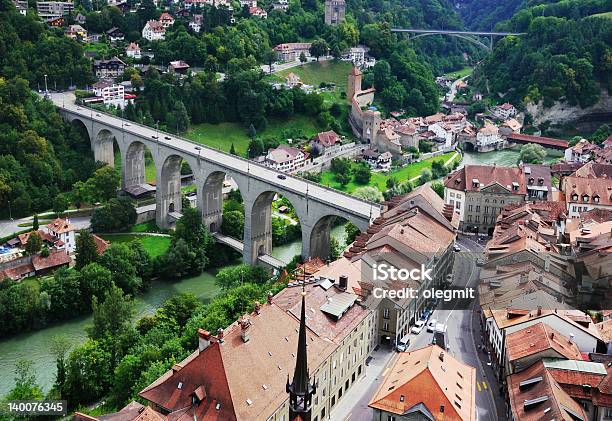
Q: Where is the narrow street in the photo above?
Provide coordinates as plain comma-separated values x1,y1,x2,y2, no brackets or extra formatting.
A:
329,235,506,420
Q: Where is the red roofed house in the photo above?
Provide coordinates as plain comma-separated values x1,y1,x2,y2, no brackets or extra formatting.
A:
274,43,311,62
92,234,110,255
248,6,267,17
507,360,588,421
369,344,477,420
263,144,307,173
443,165,528,235
504,322,583,375
562,174,612,217
44,218,76,254
310,130,341,154
159,12,174,28
138,281,375,421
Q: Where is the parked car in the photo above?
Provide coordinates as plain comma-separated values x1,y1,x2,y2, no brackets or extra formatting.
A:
427,319,437,333
411,320,425,334
396,335,410,352
453,244,461,252
277,174,287,180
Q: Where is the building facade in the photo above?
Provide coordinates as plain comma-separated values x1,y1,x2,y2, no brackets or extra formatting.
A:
324,0,345,25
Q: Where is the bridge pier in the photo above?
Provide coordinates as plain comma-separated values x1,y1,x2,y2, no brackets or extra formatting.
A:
156,154,183,229
94,129,115,167
199,171,225,233
243,192,275,265
122,141,146,191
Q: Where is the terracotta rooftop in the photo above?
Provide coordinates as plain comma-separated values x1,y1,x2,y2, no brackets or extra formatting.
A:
47,218,75,234
507,360,587,421
564,175,612,207
505,322,582,366
444,165,526,194
140,300,334,420
32,250,71,271
368,345,476,420
311,130,340,147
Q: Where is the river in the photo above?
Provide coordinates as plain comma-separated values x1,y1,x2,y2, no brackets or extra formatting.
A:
0,225,347,396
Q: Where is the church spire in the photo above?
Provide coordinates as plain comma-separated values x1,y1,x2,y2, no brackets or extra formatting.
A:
286,287,316,421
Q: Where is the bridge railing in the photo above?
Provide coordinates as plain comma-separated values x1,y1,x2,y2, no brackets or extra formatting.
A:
59,97,384,216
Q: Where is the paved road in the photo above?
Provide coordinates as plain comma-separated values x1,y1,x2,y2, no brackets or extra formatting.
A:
0,215,91,240
446,74,470,103
47,92,381,224
329,235,504,420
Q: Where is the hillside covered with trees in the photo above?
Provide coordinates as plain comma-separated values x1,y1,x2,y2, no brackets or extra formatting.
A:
475,0,612,109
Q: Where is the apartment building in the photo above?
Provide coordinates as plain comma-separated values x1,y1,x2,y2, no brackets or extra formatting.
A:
36,1,73,19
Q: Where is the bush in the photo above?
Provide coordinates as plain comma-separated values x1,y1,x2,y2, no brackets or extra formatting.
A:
91,198,137,233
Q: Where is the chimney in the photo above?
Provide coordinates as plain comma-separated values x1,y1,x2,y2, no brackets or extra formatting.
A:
537,305,542,316
239,315,251,343
172,364,182,373
550,332,554,340
254,301,262,314
569,333,575,344
217,327,224,343
439,351,445,362
198,328,212,352
338,275,348,291
267,291,273,304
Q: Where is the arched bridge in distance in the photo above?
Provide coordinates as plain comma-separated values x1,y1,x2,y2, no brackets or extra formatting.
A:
46,92,382,268
390,28,526,51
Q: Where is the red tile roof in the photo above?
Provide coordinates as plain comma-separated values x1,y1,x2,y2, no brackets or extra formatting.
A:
507,361,587,421
311,130,340,147
32,251,71,271
444,165,527,194
505,322,582,366
368,345,477,420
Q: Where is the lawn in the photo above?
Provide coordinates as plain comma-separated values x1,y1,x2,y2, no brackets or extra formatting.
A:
100,233,172,258
320,152,458,193
185,115,321,155
275,60,352,89
442,67,473,79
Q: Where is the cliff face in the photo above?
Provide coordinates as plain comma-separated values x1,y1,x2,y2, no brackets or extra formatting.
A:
526,90,612,128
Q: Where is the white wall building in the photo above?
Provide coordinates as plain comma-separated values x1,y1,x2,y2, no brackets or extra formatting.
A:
44,218,76,254
142,20,165,41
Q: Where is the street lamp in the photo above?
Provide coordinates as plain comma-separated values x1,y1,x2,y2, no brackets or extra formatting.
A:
44,74,48,97
155,120,160,145
8,200,12,221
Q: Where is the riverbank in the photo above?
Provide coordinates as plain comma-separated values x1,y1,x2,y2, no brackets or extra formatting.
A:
0,269,224,396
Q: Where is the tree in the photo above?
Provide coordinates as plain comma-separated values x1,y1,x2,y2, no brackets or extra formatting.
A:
329,237,341,261
344,222,360,245
91,198,137,232
75,230,99,270
25,231,42,255
229,143,237,155
161,293,201,328
330,158,351,175
247,137,264,158
79,263,113,305
50,335,71,392
518,143,546,164
590,124,611,145
169,101,190,133
90,284,134,339
53,194,69,216
221,210,244,239
353,164,372,185
248,123,257,140
420,168,433,182
309,39,329,61
88,166,120,202
62,340,113,405
336,172,351,186
5,360,43,401
353,186,384,203
431,182,445,199
32,214,39,231
431,160,448,179
299,52,307,64
99,244,142,295
373,60,392,91
216,264,267,290
263,48,276,74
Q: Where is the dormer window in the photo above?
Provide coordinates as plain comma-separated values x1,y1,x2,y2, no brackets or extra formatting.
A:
593,195,600,203
582,195,589,202
528,178,534,185
538,178,544,185
512,182,520,191
572,194,578,201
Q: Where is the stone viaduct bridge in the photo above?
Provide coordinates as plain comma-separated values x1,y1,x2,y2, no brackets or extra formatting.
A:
48,93,382,266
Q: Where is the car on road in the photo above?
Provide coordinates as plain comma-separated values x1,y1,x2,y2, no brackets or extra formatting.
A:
151,135,158,139
453,244,461,252
411,320,425,334
277,174,287,180
476,257,485,266
164,136,171,140
427,319,437,332
125,122,131,126
396,335,410,352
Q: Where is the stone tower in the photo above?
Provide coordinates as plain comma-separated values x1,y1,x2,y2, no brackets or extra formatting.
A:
324,0,345,25
286,288,316,421
347,66,362,104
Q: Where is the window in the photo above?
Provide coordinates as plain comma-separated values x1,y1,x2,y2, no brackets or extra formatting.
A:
456,201,461,210
467,215,472,223
450,192,455,198
358,365,362,375
457,194,461,199
383,322,389,331
321,408,326,419
352,372,356,382
475,215,480,222
387,417,396,421
400,395,405,402
475,205,480,212
345,380,349,390
383,308,390,319
484,206,489,214
468,204,473,211
331,396,335,407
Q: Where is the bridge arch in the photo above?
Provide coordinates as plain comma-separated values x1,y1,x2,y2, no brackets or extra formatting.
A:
93,128,118,167
122,140,148,191
70,118,92,143
304,211,369,261
411,32,492,51
156,154,183,228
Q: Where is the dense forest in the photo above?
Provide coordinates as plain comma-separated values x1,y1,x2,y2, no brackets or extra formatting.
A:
475,0,612,108
453,0,526,30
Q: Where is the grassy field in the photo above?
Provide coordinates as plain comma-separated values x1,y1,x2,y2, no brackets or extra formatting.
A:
100,233,171,258
320,152,457,193
588,11,612,19
442,67,474,79
185,115,321,155
275,60,352,89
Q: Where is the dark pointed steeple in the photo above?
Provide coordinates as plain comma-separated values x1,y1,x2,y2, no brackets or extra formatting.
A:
286,286,316,421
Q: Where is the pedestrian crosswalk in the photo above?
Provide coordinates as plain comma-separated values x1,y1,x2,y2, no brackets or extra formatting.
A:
476,381,488,392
